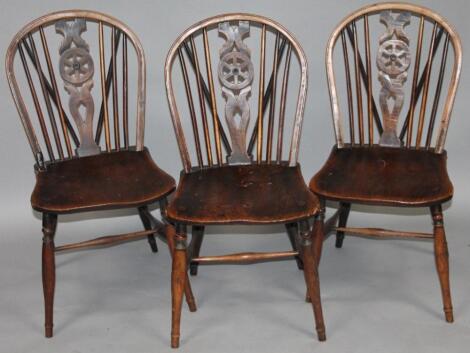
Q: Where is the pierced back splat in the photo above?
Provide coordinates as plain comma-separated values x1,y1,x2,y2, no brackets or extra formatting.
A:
56,19,99,156
218,21,254,164
376,11,411,147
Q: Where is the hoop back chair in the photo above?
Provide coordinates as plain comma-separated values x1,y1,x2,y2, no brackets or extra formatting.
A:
6,10,196,337
165,13,325,347
310,3,462,323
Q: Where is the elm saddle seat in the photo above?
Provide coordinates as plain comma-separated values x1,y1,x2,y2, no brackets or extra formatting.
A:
31,148,176,213
310,145,453,207
166,163,319,224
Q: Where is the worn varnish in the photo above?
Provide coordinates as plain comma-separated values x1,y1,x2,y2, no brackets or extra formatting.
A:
32,149,175,213
310,145,453,207
167,163,318,225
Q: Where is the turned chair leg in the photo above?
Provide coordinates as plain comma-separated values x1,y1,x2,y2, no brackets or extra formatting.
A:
138,206,158,253
189,226,205,276
299,219,326,341
42,213,57,338
171,224,188,348
431,204,454,323
165,224,196,313
335,202,351,248
285,223,303,270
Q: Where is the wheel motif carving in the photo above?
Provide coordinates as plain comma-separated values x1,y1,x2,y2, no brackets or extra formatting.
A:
56,19,100,157
217,21,254,164
376,11,411,147
59,47,94,85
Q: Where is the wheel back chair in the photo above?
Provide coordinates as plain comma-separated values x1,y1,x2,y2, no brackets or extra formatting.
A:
6,10,196,338
309,3,462,322
165,13,326,348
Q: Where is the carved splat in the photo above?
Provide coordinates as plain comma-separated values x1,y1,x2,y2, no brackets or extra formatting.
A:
376,11,411,147
56,19,100,157
218,21,254,164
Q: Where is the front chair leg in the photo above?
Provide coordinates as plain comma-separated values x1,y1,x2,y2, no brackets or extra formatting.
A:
335,202,351,248
171,224,189,348
138,206,158,253
189,226,205,276
299,220,326,341
285,223,303,270
431,204,454,323
42,213,57,338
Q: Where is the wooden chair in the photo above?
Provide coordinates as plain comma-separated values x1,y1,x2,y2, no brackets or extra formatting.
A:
5,10,196,338
165,13,326,348
310,3,462,323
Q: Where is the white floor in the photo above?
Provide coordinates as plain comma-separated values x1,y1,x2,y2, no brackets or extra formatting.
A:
1,204,469,353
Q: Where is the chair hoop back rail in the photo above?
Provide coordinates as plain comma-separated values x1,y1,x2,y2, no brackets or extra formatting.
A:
326,2,462,152
6,10,146,168
165,13,308,172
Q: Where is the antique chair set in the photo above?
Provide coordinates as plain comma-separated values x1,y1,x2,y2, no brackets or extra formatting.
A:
6,2,462,349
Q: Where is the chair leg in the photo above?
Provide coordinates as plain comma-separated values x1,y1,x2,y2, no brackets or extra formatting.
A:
285,223,303,270
313,200,326,266
171,224,188,348
335,202,351,248
189,226,205,276
42,213,57,338
431,204,454,323
165,224,197,313
299,219,326,341
138,206,158,253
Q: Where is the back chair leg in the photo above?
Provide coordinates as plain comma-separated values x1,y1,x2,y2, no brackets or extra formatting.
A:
285,223,303,270
431,204,454,323
189,226,205,276
299,219,326,341
335,202,351,248
138,206,158,253
42,213,57,338
171,224,189,348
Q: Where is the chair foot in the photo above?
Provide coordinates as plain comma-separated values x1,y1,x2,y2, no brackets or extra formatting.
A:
147,235,158,253
335,202,350,248
171,334,180,348
45,326,53,338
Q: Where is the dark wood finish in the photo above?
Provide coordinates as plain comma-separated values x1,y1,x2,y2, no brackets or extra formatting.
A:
6,10,190,338
167,164,318,225
189,226,205,276
285,222,303,270
319,3,462,324
335,202,351,248
311,145,453,207
165,14,323,348
31,149,175,213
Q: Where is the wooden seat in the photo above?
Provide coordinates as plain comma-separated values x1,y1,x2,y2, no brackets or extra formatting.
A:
32,149,175,213
167,164,318,224
310,145,453,207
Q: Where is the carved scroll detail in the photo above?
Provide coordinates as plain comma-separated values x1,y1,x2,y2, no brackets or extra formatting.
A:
218,21,254,164
56,19,100,157
376,11,411,147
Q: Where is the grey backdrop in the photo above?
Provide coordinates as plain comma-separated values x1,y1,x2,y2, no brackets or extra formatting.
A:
0,1,469,352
